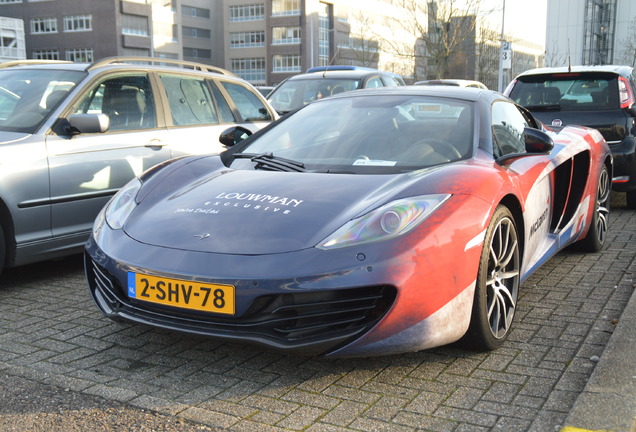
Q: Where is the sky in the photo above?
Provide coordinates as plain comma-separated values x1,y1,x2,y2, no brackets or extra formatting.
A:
485,0,548,47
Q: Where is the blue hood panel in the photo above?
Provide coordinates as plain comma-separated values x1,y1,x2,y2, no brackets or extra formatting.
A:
124,166,426,255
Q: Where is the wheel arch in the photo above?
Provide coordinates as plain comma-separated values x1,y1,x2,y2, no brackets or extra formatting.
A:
498,194,525,260
0,196,16,268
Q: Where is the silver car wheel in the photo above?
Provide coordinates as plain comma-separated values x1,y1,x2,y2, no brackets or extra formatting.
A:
486,216,520,340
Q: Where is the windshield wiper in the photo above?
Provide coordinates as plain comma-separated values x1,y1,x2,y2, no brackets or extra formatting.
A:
233,152,305,172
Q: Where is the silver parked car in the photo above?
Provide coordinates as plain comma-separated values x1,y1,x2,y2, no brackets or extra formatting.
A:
0,57,276,274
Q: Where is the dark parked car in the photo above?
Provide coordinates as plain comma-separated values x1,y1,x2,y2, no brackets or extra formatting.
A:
85,86,611,357
505,65,636,207
266,66,405,115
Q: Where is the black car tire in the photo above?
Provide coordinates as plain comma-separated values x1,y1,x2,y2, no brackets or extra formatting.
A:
0,223,5,275
462,205,520,351
626,190,636,209
577,165,610,252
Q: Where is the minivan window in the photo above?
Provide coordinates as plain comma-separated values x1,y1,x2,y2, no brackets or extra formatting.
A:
221,81,272,122
75,74,156,131
160,74,218,126
0,69,85,133
509,73,619,111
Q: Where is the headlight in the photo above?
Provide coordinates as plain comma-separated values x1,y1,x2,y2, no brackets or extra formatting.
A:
318,194,450,249
105,178,141,229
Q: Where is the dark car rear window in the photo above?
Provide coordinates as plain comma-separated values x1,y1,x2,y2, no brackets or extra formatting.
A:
509,72,619,112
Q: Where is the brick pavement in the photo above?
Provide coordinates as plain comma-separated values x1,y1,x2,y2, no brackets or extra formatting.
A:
0,193,634,431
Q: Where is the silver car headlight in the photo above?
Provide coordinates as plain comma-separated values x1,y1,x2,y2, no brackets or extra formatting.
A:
318,194,450,249
105,178,141,230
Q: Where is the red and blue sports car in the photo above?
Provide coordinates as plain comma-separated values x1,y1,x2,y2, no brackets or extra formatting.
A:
85,86,612,357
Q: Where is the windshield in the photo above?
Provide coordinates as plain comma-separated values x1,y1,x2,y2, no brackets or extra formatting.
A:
509,72,619,111
0,68,86,133
230,94,474,174
267,78,361,113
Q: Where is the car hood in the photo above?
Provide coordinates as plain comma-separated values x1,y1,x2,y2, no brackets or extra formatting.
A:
0,131,32,145
124,164,440,255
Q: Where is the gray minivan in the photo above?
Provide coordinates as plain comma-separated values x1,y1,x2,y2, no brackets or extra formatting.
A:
0,57,276,274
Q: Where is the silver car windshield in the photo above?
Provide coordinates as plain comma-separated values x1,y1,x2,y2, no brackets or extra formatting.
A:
236,94,474,174
0,69,86,133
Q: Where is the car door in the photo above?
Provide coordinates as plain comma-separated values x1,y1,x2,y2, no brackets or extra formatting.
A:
45,72,171,238
490,100,555,273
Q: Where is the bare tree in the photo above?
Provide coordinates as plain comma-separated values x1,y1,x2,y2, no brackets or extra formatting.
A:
348,12,381,68
544,40,568,67
618,17,636,67
380,0,495,80
476,25,501,89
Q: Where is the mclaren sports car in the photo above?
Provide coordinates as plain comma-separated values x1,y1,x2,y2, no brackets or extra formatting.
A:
85,87,612,357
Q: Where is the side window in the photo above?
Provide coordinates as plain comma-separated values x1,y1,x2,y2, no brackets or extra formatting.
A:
365,76,384,88
491,101,528,158
382,75,400,87
75,74,156,131
220,81,272,122
211,83,236,123
159,74,218,126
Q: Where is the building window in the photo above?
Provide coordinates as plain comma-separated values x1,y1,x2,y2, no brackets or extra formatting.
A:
182,5,209,19
272,26,300,45
229,4,264,22
33,49,59,60
272,54,301,73
272,0,300,17
122,14,149,36
66,48,93,62
183,47,211,59
64,15,92,32
231,57,265,83
122,48,150,57
230,31,265,49
31,17,57,34
318,4,331,66
183,26,211,39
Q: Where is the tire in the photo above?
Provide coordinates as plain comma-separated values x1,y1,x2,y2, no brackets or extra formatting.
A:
626,190,636,209
577,165,610,252
0,223,5,275
462,206,520,351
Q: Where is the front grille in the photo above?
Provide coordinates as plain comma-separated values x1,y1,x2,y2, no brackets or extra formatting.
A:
86,256,397,353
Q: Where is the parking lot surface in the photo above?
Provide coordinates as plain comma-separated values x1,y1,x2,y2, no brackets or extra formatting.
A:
1,193,634,432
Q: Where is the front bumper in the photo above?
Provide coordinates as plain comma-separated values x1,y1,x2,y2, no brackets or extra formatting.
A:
85,239,397,356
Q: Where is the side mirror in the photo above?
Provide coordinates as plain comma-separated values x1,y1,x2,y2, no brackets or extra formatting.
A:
219,126,252,147
67,113,110,135
524,127,554,153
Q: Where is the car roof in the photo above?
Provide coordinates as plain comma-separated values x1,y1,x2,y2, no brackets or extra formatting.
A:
514,64,634,78
0,57,238,78
414,79,486,87
321,85,499,103
283,69,394,81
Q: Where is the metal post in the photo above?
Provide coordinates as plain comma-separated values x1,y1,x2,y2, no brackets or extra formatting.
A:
497,0,506,93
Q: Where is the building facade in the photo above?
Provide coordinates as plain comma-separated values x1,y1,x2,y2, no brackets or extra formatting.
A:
0,15,24,61
0,0,154,62
0,0,417,84
546,0,636,67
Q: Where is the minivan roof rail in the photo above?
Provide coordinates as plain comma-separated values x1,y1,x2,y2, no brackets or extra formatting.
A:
87,56,237,76
0,59,73,69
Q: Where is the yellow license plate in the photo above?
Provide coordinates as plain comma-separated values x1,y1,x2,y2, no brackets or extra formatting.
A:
127,272,235,315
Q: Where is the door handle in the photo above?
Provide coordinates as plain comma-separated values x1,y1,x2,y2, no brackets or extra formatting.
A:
145,139,166,150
